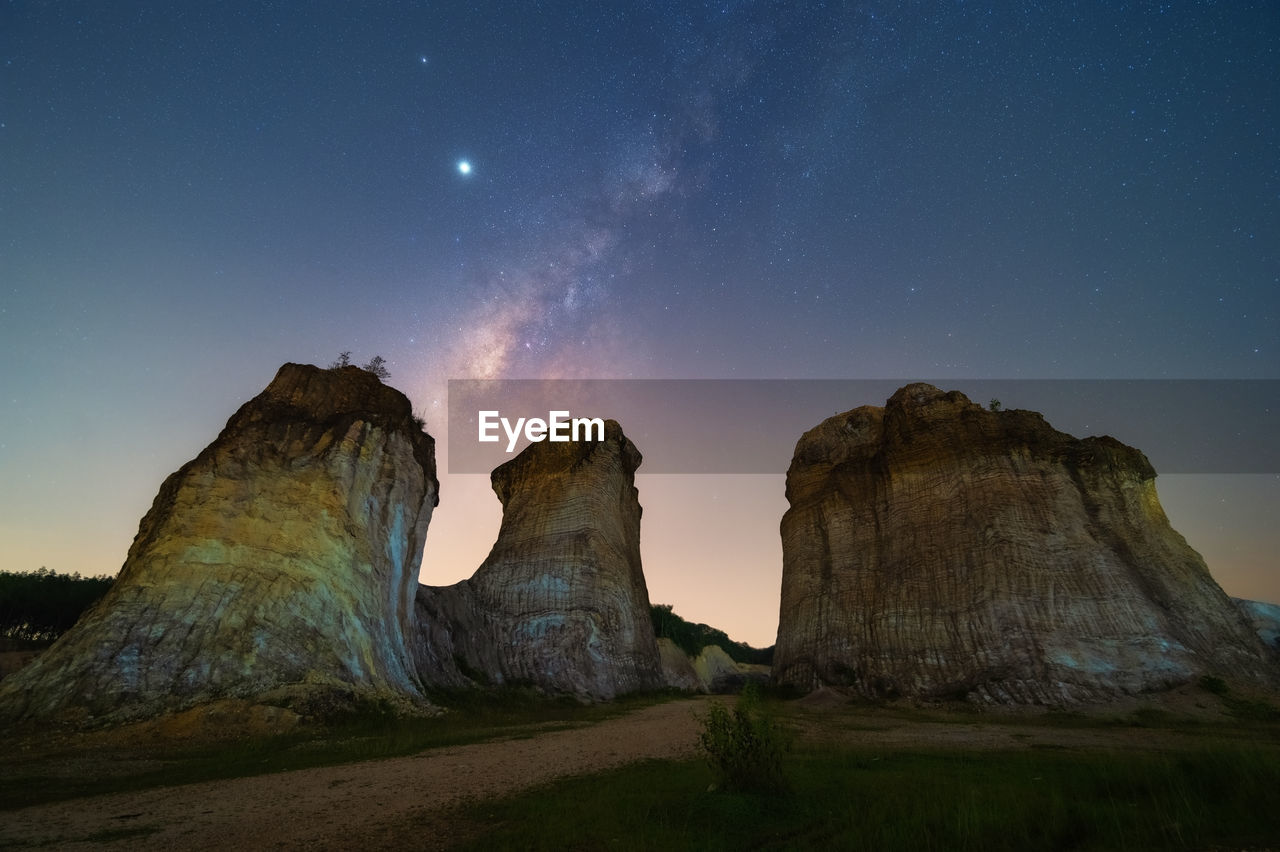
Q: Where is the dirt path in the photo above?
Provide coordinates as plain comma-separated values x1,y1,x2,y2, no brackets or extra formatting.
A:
0,697,715,851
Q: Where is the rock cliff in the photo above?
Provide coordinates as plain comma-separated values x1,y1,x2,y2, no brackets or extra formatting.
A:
1234,599,1280,652
0,363,438,725
773,383,1274,704
690,645,771,693
414,420,663,699
656,638,703,691
655,640,770,693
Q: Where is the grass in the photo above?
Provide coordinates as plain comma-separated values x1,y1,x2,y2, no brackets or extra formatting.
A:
794,690,1273,738
440,689,1280,850
81,825,162,843
450,743,1280,851
0,687,682,811
1198,675,1280,722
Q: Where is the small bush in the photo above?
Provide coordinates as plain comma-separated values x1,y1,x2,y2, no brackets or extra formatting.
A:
697,683,790,794
362,355,390,379
1199,674,1229,696
327,351,390,379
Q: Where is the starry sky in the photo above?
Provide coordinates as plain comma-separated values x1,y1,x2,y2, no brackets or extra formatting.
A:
2,1,1277,647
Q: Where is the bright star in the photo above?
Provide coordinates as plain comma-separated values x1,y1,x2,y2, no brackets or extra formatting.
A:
457,160,472,176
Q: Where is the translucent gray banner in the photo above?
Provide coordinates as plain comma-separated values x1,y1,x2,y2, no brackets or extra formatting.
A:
447,379,1280,475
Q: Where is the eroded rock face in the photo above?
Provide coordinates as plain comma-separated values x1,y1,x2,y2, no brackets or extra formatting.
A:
1234,599,1280,652
0,364,438,725
691,645,771,694
414,421,663,699
657,639,703,692
653,641,771,694
773,383,1274,704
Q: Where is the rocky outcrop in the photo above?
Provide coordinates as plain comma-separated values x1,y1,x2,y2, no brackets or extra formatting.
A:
1234,599,1280,652
657,638,703,692
655,641,770,693
0,364,438,726
691,645,771,693
774,383,1274,704
414,420,663,699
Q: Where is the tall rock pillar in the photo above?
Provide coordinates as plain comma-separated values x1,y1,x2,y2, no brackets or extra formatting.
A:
774,383,1273,704
0,363,438,725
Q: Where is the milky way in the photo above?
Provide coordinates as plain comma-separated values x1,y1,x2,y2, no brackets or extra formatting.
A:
2,2,1276,645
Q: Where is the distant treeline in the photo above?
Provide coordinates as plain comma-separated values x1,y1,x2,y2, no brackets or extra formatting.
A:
650,603,774,666
0,568,114,646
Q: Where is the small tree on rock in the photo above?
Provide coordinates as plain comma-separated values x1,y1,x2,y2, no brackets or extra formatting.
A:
362,355,390,379
329,351,352,369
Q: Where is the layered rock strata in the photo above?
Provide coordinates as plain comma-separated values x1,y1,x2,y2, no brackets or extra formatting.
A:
1234,599,1280,652
773,383,1274,704
690,645,771,693
414,420,663,699
657,638,703,692
0,363,438,725
655,641,770,693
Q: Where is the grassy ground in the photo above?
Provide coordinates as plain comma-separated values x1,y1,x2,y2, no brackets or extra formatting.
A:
449,742,1280,851
445,689,1280,851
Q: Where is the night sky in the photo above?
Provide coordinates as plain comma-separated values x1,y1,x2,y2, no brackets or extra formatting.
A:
3,2,1277,647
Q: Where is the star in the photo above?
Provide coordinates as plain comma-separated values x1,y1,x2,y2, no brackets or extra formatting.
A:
457,160,472,176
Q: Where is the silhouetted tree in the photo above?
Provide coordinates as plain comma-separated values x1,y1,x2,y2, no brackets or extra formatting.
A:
362,355,390,379
329,351,352,369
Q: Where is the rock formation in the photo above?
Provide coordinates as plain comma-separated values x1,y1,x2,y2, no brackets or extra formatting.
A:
1234,599,1280,652
690,645,771,693
0,363,438,725
414,420,664,699
655,641,770,693
657,638,703,691
773,383,1274,704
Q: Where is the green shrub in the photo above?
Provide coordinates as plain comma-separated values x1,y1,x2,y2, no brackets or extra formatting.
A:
697,684,790,794
1198,674,1229,696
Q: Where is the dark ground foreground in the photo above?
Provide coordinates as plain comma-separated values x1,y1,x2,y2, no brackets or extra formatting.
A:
1,686,1278,850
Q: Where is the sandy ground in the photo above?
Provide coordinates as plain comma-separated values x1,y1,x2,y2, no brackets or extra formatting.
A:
0,698,714,851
